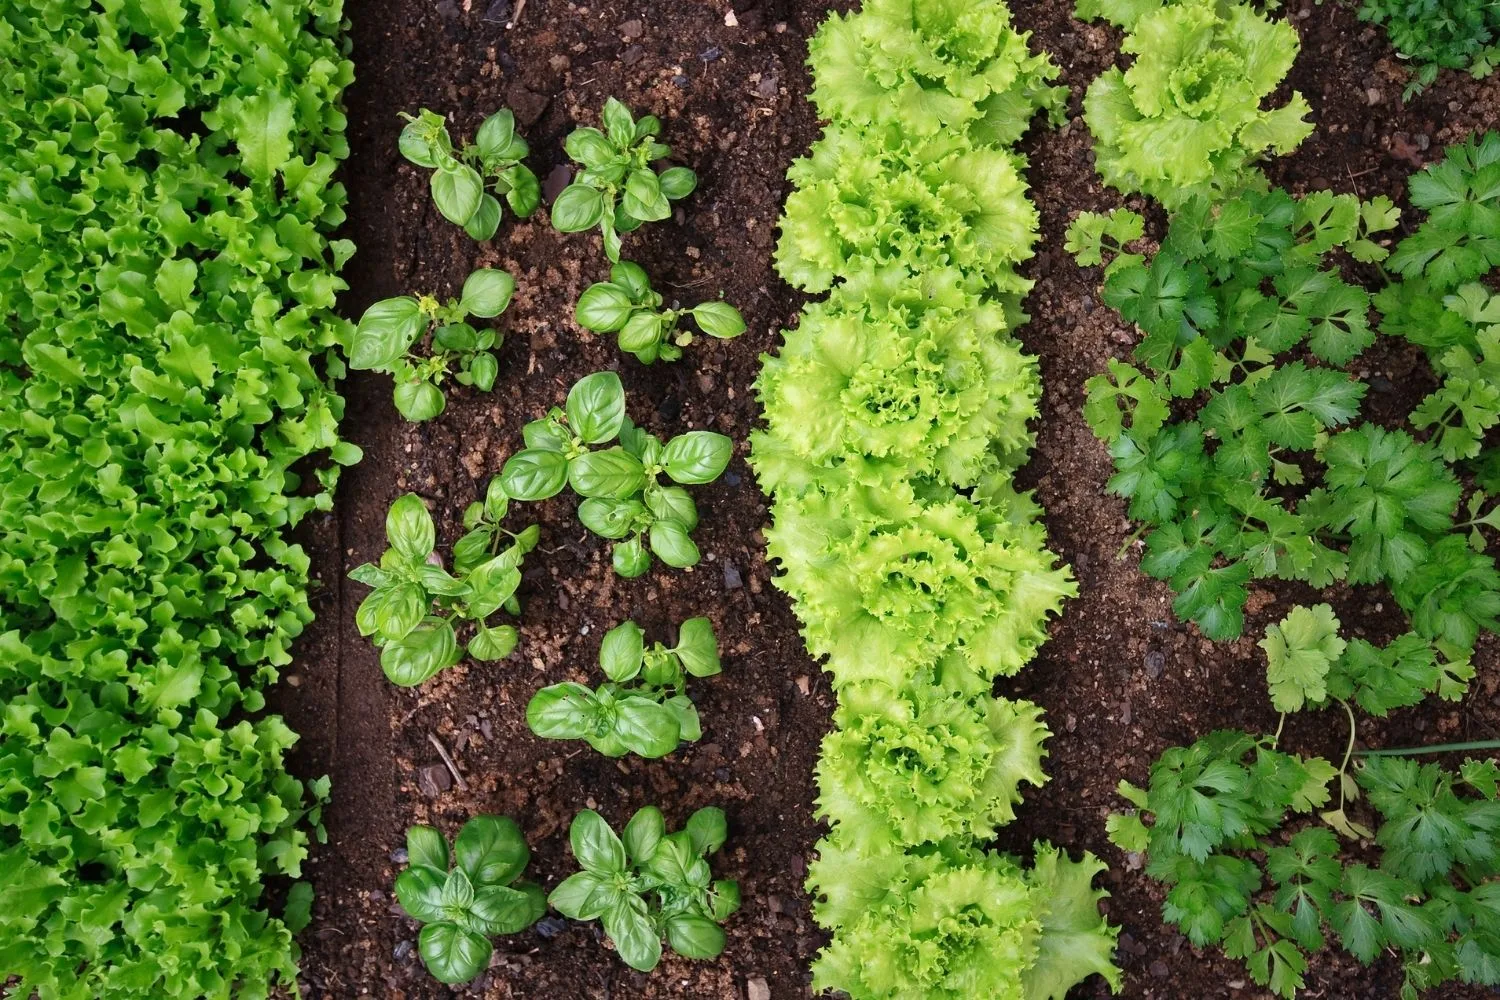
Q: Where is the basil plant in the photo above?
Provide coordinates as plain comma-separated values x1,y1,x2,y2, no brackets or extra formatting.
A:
399,107,541,240
576,260,746,364
394,816,546,984
551,98,697,261
498,371,732,577
349,268,514,421
549,806,740,972
527,617,721,758
350,487,538,686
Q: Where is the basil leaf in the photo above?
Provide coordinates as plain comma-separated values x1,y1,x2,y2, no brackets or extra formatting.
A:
605,899,663,972
709,879,741,920
615,697,681,758
431,162,485,228
434,322,479,352
622,169,670,222
465,556,521,618
576,282,636,332
460,268,516,318
394,866,447,923
551,184,606,232
578,497,646,539
649,519,700,568
398,120,441,168
386,493,435,560
569,448,646,499
611,261,653,299
564,127,615,167
393,380,446,422
622,806,666,866
658,166,698,201
666,914,726,960
618,311,665,354
469,882,544,935
405,825,448,875
474,109,518,162
646,485,698,531
380,618,460,687
526,682,598,739
612,536,652,578
467,351,499,392
685,807,728,857
523,415,572,453
566,371,628,443
441,867,476,909
662,431,732,484
351,296,425,370
504,164,542,217
548,870,608,920
462,193,501,240
570,809,628,874
455,815,530,887
418,922,492,985
598,620,645,682
601,98,636,147
691,301,746,340
674,617,720,677
500,448,569,500
484,477,510,519
467,624,518,662
665,695,702,742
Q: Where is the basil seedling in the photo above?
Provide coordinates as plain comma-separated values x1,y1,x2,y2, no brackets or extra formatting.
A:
527,618,721,758
349,268,514,421
394,816,546,984
576,261,746,363
549,806,740,972
498,371,732,576
350,486,539,685
551,98,698,261
399,107,541,240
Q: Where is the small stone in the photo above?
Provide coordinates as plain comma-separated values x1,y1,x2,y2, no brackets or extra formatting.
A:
1365,87,1382,106
482,0,510,23
390,847,409,864
284,674,301,687
621,44,645,66
756,75,778,99
1150,960,1170,978
620,19,643,39
723,562,743,590
534,916,568,939
700,45,723,62
672,74,690,89
795,675,810,696
543,164,573,203
724,470,741,487
394,939,414,962
1144,648,1165,678
435,0,460,19
725,9,739,26
417,763,452,798
748,977,771,1000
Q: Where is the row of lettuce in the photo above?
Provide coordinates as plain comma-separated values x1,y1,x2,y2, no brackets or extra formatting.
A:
1073,0,1500,995
0,2,354,996
750,1,1122,997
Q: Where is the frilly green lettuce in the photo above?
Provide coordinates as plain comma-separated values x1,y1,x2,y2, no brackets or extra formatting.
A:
808,0,1066,143
776,125,1040,294
766,476,1076,687
816,681,1050,848
1080,0,1312,207
749,281,1039,495
806,836,1120,1000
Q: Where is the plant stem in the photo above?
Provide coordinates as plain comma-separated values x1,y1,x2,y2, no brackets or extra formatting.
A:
1337,699,1357,810
1357,739,1500,757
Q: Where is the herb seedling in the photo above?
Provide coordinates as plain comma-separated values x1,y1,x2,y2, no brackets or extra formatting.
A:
549,806,740,972
399,107,541,240
551,98,697,261
499,371,732,577
576,261,745,363
394,816,546,985
349,268,514,421
350,489,538,685
527,618,721,758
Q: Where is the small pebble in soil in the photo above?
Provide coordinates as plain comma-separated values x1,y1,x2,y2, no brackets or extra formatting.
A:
672,74,690,89
748,977,771,1000
621,44,645,66
724,470,741,486
390,847,408,864
534,916,568,939
542,164,572,204
1150,960,1170,978
393,940,414,963
620,19,643,39
1144,648,1165,678
700,46,722,62
482,0,510,23
723,562,743,589
417,763,452,797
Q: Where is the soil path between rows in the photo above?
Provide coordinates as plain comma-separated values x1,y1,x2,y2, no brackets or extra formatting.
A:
277,2,1500,998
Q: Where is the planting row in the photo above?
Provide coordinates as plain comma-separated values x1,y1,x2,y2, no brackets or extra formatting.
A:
0,2,355,997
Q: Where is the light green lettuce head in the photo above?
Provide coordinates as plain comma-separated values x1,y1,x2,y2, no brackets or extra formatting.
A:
1081,0,1312,207
808,0,1066,143
776,126,1040,294
816,681,1050,850
749,266,1039,496
765,476,1076,686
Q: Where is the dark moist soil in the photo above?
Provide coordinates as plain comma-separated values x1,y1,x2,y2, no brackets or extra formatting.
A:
275,1,1500,998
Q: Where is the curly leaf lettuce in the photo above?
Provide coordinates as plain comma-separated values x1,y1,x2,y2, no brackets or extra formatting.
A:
1080,0,1313,207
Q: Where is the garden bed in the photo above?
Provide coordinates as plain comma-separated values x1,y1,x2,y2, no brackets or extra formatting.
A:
282,1,1500,997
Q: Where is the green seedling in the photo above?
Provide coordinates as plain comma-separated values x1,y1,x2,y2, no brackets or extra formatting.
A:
576,261,745,363
399,107,541,239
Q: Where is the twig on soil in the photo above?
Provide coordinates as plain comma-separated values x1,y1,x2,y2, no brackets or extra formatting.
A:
507,0,526,28
427,732,471,792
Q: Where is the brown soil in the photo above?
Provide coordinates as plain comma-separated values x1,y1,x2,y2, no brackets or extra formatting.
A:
278,1,1500,998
